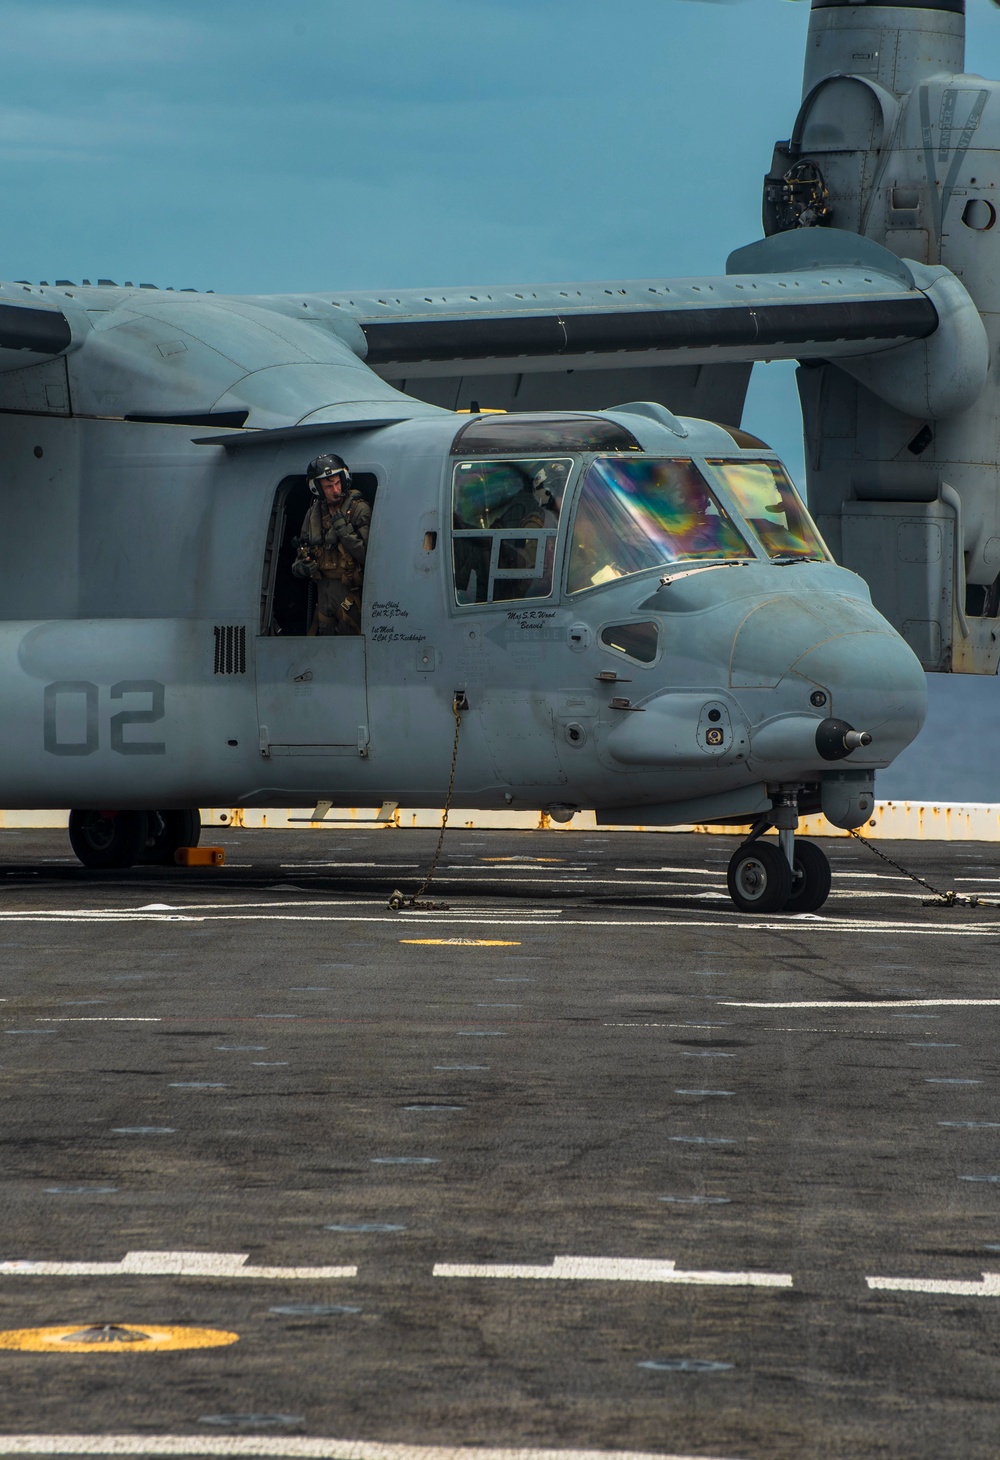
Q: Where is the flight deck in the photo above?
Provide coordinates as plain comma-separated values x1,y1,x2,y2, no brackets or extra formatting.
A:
0,826,996,1459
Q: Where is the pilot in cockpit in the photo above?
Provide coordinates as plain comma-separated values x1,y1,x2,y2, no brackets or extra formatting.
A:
531,462,567,527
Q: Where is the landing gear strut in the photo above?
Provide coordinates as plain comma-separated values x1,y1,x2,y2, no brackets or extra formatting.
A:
785,838,833,914
68,809,201,870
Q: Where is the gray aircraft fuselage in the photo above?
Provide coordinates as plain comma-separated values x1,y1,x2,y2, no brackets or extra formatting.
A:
0,400,925,831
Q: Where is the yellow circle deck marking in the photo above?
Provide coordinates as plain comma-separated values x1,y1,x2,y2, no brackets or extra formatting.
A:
400,938,521,947
0,1323,238,1352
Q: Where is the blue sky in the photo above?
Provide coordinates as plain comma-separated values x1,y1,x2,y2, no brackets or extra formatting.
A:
2,0,999,798
0,0,815,294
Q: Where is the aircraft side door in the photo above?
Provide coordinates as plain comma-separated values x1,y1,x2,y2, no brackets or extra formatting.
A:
255,474,373,758
255,636,369,757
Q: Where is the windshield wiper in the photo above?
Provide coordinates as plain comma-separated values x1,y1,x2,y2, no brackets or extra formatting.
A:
659,560,749,587
770,554,824,566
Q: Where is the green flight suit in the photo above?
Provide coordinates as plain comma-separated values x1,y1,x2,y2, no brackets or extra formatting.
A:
292,488,372,636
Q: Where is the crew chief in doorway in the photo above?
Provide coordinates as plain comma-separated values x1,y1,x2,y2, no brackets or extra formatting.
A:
292,453,371,636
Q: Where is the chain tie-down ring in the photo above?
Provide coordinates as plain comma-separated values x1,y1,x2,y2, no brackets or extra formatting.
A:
849,827,1000,910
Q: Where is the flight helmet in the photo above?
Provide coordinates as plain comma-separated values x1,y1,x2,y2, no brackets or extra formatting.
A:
307,453,352,496
532,461,567,505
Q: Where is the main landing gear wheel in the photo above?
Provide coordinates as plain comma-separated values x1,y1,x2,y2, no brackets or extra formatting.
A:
68,810,148,870
141,810,202,866
727,840,792,914
784,839,832,915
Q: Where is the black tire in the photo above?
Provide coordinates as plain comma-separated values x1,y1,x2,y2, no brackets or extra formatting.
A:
784,839,832,915
727,840,793,914
141,809,202,866
68,810,148,870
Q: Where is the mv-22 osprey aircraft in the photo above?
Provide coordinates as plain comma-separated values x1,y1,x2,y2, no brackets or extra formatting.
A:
0,0,996,914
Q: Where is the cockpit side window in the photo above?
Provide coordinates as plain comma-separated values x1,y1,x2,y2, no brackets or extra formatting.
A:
567,457,752,595
705,460,829,561
452,457,571,604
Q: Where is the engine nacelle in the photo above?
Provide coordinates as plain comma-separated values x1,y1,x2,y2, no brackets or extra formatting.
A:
766,0,1000,673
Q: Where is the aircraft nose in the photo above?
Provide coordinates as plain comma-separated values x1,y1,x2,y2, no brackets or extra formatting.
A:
788,626,927,765
732,593,927,767
731,593,903,689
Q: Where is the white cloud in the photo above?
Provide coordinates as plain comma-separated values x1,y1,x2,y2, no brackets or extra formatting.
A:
0,3,206,65
0,103,125,160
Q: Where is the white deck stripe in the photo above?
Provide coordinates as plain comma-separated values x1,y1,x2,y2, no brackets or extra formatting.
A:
867,1272,1000,1296
433,1256,791,1288
0,1442,739,1460
0,1251,355,1280
721,999,1000,1009
0,1250,788,1288
0,912,991,939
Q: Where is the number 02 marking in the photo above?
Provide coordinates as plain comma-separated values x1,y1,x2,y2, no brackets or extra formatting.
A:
43,680,166,757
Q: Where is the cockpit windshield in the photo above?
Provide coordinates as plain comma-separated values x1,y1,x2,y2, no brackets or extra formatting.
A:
566,457,752,594
706,459,829,561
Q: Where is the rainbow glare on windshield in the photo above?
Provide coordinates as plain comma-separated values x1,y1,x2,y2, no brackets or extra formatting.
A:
707,460,829,561
567,457,751,593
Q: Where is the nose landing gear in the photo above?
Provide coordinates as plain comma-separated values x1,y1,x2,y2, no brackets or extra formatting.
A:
726,800,832,915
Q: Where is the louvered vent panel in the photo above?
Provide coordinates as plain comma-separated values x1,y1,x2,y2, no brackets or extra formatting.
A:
213,625,247,674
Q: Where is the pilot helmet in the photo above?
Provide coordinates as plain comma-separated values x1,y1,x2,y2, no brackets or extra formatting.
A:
532,462,564,503
307,452,352,496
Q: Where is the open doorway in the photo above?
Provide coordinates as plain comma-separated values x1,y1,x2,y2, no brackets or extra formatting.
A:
259,472,379,637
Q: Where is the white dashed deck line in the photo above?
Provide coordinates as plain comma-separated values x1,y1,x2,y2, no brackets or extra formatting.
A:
433,1256,792,1288
720,999,1000,1009
867,1272,1000,1297
0,1441,732,1460
0,1250,356,1280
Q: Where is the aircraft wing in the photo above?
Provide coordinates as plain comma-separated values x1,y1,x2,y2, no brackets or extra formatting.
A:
310,230,944,421
0,230,974,431
352,269,932,370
